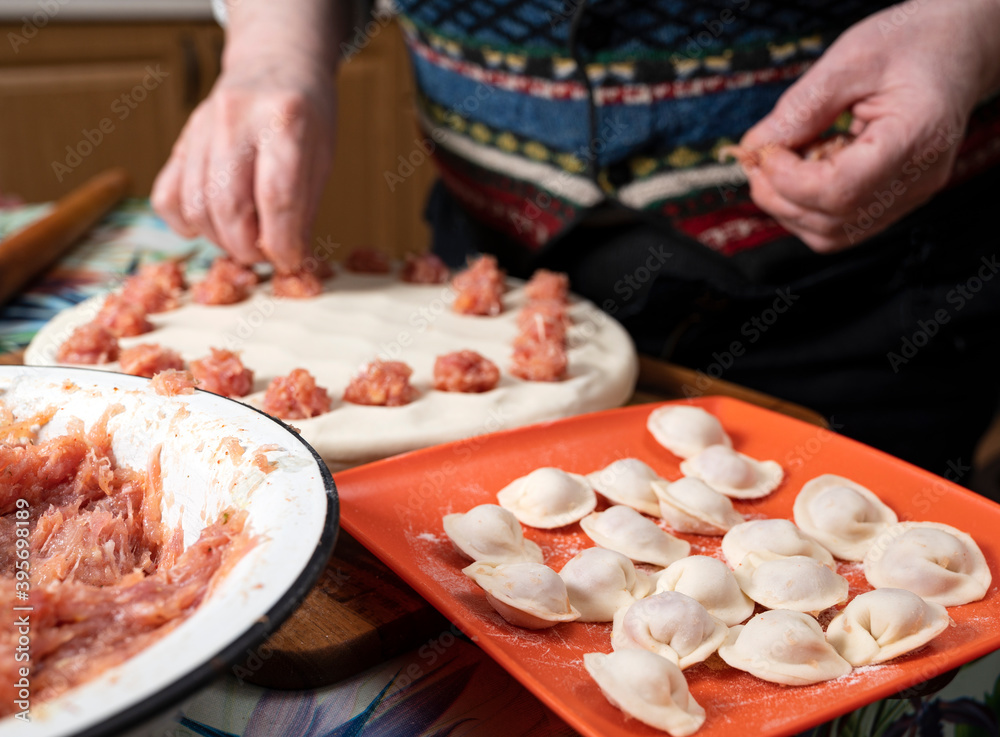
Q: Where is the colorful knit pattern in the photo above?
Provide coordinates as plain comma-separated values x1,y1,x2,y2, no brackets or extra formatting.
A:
395,0,999,256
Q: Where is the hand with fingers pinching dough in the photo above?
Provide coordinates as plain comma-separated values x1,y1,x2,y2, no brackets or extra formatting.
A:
152,0,341,273
737,0,1000,254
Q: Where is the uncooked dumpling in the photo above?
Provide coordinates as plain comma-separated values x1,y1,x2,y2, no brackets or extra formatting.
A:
826,588,951,666
721,518,835,569
793,475,897,561
584,649,706,736
611,591,728,669
442,504,544,564
587,458,664,517
496,467,596,529
559,547,652,622
463,561,580,629
654,555,754,626
580,505,690,567
734,552,848,614
646,404,731,460
718,609,852,685
653,477,744,535
680,444,783,499
864,522,991,606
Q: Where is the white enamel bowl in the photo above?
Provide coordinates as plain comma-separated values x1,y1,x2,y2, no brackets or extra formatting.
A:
0,366,338,737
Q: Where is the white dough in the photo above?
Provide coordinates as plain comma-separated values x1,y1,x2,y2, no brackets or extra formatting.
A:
864,522,991,606
721,518,835,569
733,551,849,614
496,467,596,529
25,274,639,468
646,405,731,459
463,561,580,629
793,474,897,561
442,504,543,565
584,650,706,736
654,555,754,626
826,588,952,666
653,477,744,535
586,458,663,517
559,547,652,622
718,609,852,686
680,444,783,499
611,591,728,669
580,505,690,567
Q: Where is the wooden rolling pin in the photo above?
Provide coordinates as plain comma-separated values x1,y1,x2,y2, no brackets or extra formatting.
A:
0,167,130,306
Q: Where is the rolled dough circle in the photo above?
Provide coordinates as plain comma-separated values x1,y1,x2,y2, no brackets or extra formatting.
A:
26,271,638,468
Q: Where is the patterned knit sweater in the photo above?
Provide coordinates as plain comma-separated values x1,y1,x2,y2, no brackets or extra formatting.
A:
378,0,1000,260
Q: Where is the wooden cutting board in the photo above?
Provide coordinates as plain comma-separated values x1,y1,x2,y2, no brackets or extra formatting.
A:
0,350,826,689
240,531,452,689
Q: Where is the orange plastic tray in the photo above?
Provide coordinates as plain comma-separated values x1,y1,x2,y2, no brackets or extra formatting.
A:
335,397,1000,737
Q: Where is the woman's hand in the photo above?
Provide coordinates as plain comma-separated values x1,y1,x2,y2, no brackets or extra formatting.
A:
739,0,1000,253
152,0,343,272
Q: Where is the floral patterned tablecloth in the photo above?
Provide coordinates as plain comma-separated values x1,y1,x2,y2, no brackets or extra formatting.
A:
0,200,219,354
1,201,998,737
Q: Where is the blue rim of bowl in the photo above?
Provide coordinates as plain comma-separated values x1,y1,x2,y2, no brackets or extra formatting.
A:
0,366,340,737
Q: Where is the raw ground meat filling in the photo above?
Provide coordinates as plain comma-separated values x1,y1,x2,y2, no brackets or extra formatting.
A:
120,278,179,314
191,277,249,306
262,368,332,419
189,348,254,398
118,344,185,378
433,350,500,393
203,257,258,290
344,247,392,274
137,261,187,293
56,324,120,365
119,261,187,315
192,258,257,306
401,253,450,284
524,269,569,303
95,294,154,338
342,360,417,406
516,302,569,344
0,433,88,516
272,270,324,299
0,406,250,716
510,340,569,382
803,134,853,161
451,255,505,316
150,369,198,396
510,269,571,382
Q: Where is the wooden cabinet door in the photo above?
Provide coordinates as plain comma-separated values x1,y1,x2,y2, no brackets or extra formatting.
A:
315,21,436,258
0,20,433,257
0,22,221,202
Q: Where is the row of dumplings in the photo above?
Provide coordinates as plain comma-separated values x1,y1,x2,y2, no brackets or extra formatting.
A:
440,405,993,735
585,588,955,736
445,498,987,630
481,406,788,548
